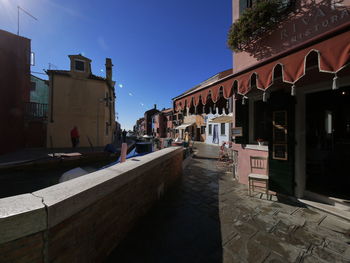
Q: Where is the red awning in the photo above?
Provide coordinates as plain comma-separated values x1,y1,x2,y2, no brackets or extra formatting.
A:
174,23,350,111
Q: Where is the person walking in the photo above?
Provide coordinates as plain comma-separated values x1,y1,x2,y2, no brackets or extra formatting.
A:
70,126,80,148
122,129,127,143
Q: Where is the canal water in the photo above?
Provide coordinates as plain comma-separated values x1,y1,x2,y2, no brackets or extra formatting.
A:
0,142,153,199
0,158,114,199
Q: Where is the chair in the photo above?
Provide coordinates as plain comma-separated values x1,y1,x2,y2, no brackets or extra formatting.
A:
216,142,233,170
248,156,269,199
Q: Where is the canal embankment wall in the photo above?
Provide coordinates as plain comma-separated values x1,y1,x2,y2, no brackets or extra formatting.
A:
0,147,183,262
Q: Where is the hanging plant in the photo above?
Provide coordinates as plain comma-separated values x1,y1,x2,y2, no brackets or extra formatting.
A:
227,0,294,52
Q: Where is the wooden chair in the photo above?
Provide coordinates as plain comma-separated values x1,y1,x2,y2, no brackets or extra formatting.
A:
248,156,269,199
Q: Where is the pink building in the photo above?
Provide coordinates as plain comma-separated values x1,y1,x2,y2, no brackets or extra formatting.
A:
152,108,173,138
174,0,350,205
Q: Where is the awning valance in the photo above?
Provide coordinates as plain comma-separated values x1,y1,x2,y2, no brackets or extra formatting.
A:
209,114,234,123
174,23,350,111
175,122,195,130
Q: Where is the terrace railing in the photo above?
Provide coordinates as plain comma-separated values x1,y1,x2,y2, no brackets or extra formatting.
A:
23,102,48,121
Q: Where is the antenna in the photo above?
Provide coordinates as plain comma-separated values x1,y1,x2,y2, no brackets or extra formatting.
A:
17,5,38,36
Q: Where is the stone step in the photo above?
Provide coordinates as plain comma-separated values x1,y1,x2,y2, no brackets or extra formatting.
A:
329,197,350,211
298,199,350,222
304,191,350,212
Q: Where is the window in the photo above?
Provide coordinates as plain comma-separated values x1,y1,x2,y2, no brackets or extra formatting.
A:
221,123,226,135
209,124,212,135
75,60,85,71
105,122,109,135
201,126,206,134
30,81,36,91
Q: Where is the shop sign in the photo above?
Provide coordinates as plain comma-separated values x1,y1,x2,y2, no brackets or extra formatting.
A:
232,127,243,137
280,6,349,43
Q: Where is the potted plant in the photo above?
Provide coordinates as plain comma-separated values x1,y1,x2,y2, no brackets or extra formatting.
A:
227,0,294,52
256,138,265,146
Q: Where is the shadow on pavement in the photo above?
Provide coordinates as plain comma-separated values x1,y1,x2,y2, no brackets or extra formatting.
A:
105,158,223,263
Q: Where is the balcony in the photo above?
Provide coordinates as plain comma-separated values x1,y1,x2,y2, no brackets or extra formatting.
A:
23,102,48,121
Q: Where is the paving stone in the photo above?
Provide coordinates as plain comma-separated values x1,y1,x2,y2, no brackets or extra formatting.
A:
106,144,350,263
311,246,349,263
305,224,350,244
221,226,238,245
233,219,259,238
319,216,350,235
264,252,287,263
291,226,324,248
224,234,269,263
253,213,279,233
223,247,245,263
301,254,328,263
254,231,304,262
324,239,350,256
277,211,306,227
292,208,326,224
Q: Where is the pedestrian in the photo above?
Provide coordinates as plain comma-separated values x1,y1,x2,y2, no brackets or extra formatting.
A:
122,129,127,143
70,126,80,148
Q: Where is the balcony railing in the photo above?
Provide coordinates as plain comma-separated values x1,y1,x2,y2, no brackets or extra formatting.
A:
23,102,48,121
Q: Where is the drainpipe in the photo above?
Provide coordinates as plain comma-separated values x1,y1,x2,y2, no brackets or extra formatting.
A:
50,74,54,122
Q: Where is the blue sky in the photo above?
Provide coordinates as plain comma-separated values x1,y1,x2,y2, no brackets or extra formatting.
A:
0,0,232,130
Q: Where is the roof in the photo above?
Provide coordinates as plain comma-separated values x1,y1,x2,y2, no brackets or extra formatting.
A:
161,108,173,114
46,70,107,81
68,54,92,62
144,108,159,114
30,74,47,82
173,68,232,100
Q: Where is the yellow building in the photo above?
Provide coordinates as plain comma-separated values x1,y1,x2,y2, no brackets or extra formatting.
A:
46,54,116,148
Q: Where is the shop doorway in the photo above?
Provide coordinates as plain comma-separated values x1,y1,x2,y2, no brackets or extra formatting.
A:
306,87,350,200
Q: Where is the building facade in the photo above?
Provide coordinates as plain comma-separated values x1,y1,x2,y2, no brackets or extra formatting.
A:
152,108,173,138
23,75,49,148
144,105,159,136
174,1,350,204
0,30,31,154
134,117,145,137
163,108,174,138
173,69,232,142
46,55,116,148
205,113,233,146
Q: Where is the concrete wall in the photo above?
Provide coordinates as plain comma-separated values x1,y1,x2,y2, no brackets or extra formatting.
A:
232,0,350,73
0,147,183,262
47,74,115,148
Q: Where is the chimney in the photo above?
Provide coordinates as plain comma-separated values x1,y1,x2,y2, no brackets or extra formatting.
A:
105,58,113,82
154,104,157,109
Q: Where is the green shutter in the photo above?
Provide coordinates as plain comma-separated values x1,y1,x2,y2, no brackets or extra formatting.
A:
235,100,249,144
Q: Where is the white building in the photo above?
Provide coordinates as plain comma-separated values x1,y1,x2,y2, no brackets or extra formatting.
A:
205,113,232,146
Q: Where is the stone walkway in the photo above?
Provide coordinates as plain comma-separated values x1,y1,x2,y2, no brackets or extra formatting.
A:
106,144,350,263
